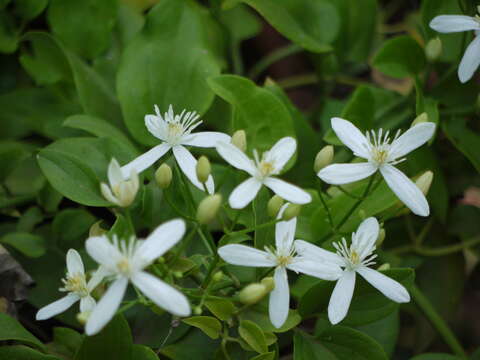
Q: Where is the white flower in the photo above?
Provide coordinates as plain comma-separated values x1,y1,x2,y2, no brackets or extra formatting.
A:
317,118,436,216
216,137,312,209
295,217,410,325
84,219,190,335
121,105,230,194
218,206,342,328
430,14,480,83
36,249,104,321
100,158,139,207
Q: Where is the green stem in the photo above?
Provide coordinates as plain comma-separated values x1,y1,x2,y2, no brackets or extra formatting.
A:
410,285,467,358
197,226,215,255
278,73,318,90
229,219,280,236
171,224,199,266
317,183,335,232
174,162,196,213
336,186,362,200
164,190,195,221
416,236,480,256
252,198,258,247
248,44,303,80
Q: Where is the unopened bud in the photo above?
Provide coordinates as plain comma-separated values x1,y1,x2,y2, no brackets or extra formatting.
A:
415,171,434,196
425,37,442,62
212,271,224,282
358,209,366,220
377,263,390,271
267,195,284,218
193,306,203,315
76,311,91,325
155,164,172,189
376,228,386,246
261,277,274,292
238,283,267,305
231,130,247,152
89,221,106,237
196,194,222,224
282,203,301,221
411,113,428,127
314,145,334,173
196,156,211,184
100,158,139,208
173,271,183,278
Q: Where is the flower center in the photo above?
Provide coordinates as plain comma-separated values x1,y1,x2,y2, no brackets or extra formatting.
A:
365,128,402,166
371,148,389,164
349,250,360,265
116,258,132,276
168,123,184,139
276,255,293,267
160,107,202,145
259,161,275,177
62,274,88,296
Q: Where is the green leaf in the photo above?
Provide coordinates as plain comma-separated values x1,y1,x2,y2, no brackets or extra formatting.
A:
14,0,48,21
208,75,294,151
204,298,237,321
443,118,480,173
239,320,268,354
75,315,133,360
242,0,339,52
0,313,45,351
372,36,426,78
355,311,399,357
159,328,219,360
52,327,83,358
0,346,61,360
251,352,276,360
52,209,96,250
240,303,301,333
131,344,160,360
0,232,45,257
117,0,225,145
47,0,117,59
220,4,260,42
410,354,461,360
182,316,222,339
0,11,18,53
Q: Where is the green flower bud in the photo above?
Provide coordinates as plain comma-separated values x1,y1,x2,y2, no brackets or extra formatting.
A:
415,171,433,196
425,37,442,62
376,228,386,246
314,145,334,173
173,271,183,279
231,130,247,152
89,221,106,237
282,203,301,221
411,112,429,127
358,209,366,220
196,194,222,224
261,277,274,292
267,195,284,218
155,164,172,189
193,306,203,315
238,283,267,305
196,156,211,184
76,311,91,325
212,271,224,282
377,263,390,271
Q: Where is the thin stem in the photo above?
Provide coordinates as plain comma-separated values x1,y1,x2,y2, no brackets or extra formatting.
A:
252,197,258,247
171,224,199,266
197,226,215,255
248,44,303,80
229,219,280,236
336,185,362,200
416,236,480,256
317,181,335,232
164,190,195,221
278,73,318,90
410,285,467,358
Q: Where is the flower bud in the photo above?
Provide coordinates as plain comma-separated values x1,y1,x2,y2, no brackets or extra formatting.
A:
425,37,442,62
261,277,274,292
196,156,211,184
193,306,203,315
76,311,91,325
267,195,284,218
238,283,267,305
282,203,301,221
415,171,434,196
377,263,390,271
196,194,222,224
155,164,172,189
212,271,224,283
89,221,106,237
231,130,247,152
173,271,183,279
411,112,429,127
358,209,366,220
314,145,334,173
100,159,139,208
376,228,386,246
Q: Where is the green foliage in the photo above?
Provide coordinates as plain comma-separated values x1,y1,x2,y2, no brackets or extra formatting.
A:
0,313,45,350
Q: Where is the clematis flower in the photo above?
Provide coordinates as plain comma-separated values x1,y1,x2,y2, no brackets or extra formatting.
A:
36,249,104,321
317,118,436,216
295,217,410,325
120,105,230,194
430,14,480,83
216,137,312,209
218,206,342,328
84,219,190,335
100,158,139,207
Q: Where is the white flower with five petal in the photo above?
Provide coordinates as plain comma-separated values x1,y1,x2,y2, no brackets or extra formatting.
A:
430,14,480,83
36,249,105,321
317,118,436,216
84,219,190,335
295,217,410,325
216,137,312,209
120,105,230,194
100,158,139,207
218,207,342,328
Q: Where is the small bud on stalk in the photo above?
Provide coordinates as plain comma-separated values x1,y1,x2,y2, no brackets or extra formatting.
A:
376,228,386,246
314,145,334,173
425,37,442,62
238,283,267,305
231,130,247,152
282,204,301,221
197,194,222,224
411,112,429,127
415,171,434,196
155,163,172,189
267,195,284,218
196,156,211,184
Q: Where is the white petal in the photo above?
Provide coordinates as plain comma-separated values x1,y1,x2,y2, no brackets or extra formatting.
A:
352,217,379,259
135,219,186,266
173,145,214,193
66,249,85,276
228,177,262,209
85,278,128,336
287,258,342,281
429,15,480,33
264,178,312,204
294,240,344,266
380,164,429,216
100,183,120,206
132,271,190,316
36,294,80,320
458,35,480,83
317,163,377,185
269,266,290,328
216,141,256,176
218,244,275,267
87,266,108,292
86,235,122,270
331,117,370,159
275,216,296,252
107,158,124,187
357,266,410,303
145,114,167,141
266,137,296,172
389,122,436,160
181,132,231,148
328,270,356,325
120,143,171,179
80,295,96,313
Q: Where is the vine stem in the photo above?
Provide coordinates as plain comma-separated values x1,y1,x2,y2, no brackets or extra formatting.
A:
410,285,467,359
248,44,303,80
